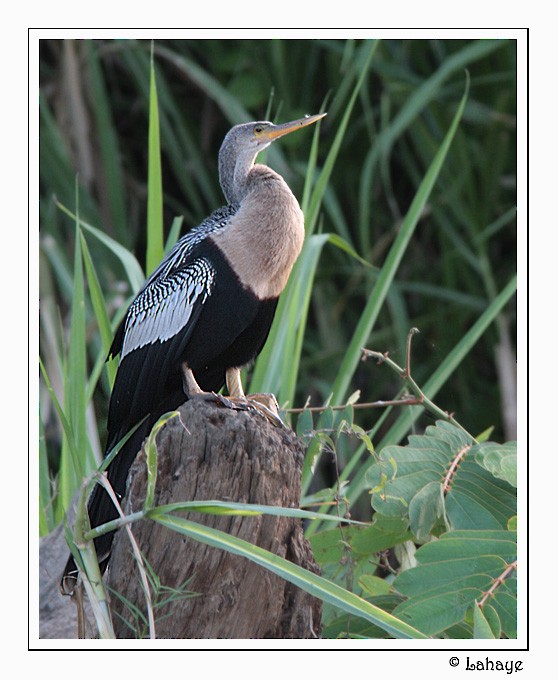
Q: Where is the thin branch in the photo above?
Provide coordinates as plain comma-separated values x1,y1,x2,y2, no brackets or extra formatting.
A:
477,561,518,608
285,396,422,415
442,445,471,495
403,327,420,379
361,329,477,442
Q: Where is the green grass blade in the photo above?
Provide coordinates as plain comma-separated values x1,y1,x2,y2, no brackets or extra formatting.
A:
379,274,518,448
151,500,367,525
66,481,115,638
305,40,378,237
80,231,118,388
154,43,251,125
165,215,184,252
39,357,79,481
150,513,428,639
39,413,54,535
143,412,180,512
85,40,128,246
249,234,329,401
55,200,145,292
146,44,164,274
358,39,506,253
120,44,217,216
331,73,471,407
61,192,89,497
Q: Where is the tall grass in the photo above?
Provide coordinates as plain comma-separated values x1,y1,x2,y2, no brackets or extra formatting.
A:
38,38,517,637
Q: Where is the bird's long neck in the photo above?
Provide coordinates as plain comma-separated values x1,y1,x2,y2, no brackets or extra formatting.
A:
211,164,305,300
218,136,255,204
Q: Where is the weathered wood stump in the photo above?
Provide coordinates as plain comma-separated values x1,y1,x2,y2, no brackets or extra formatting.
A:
107,399,322,639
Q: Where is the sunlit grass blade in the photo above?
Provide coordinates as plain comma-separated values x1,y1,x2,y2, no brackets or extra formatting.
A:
120,43,218,215
150,513,428,639
62,191,89,495
150,500,367,525
146,44,164,274
143,412,180,512
331,73,471,407
249,233,329,402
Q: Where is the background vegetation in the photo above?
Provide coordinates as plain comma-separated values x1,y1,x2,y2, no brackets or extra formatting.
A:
39,38,517,639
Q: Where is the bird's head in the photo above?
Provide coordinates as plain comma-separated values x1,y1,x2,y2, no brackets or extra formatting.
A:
219,113,326,203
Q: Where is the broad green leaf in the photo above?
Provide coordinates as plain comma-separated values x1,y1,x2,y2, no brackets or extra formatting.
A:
366,421,516,537
346,274,518,508
408,481,444,542
472,601,497,639
392,529,517,637
296,409,314,437
474,440,517,488
359,575,392,597
310,515,411,567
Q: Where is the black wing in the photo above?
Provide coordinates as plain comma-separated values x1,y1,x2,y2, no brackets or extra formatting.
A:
106,256,216,449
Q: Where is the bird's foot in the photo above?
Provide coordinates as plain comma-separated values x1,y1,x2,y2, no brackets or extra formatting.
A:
188,390,241,411
243,393,284,428
189,391,282,426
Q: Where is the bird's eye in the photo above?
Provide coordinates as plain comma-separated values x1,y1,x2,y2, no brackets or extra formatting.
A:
254,125,264,135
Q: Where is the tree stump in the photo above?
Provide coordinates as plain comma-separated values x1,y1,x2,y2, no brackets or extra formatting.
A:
107,399,322,639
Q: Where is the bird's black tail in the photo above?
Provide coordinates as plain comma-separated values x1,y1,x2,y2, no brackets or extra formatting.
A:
59,417,153,596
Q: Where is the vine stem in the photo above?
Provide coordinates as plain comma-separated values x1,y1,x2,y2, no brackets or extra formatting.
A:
361,327,478,442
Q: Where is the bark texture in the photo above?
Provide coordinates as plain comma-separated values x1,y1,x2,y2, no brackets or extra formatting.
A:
107,399,322,639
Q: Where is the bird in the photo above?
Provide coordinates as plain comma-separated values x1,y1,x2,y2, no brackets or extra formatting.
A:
60,112,326,595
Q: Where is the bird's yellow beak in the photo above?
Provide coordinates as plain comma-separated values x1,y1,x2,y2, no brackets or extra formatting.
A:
263,113,327,141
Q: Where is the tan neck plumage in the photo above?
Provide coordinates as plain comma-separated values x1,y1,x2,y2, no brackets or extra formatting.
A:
210,164,305,300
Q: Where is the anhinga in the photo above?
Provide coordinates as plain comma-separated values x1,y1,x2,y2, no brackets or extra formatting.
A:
60,112,326,595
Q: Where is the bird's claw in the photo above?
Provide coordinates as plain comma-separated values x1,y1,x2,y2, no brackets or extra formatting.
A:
244,393,284,428
189,390,237,410
189,390,283,427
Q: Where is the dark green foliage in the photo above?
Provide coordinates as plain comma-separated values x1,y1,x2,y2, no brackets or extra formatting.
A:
39,38,518,639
